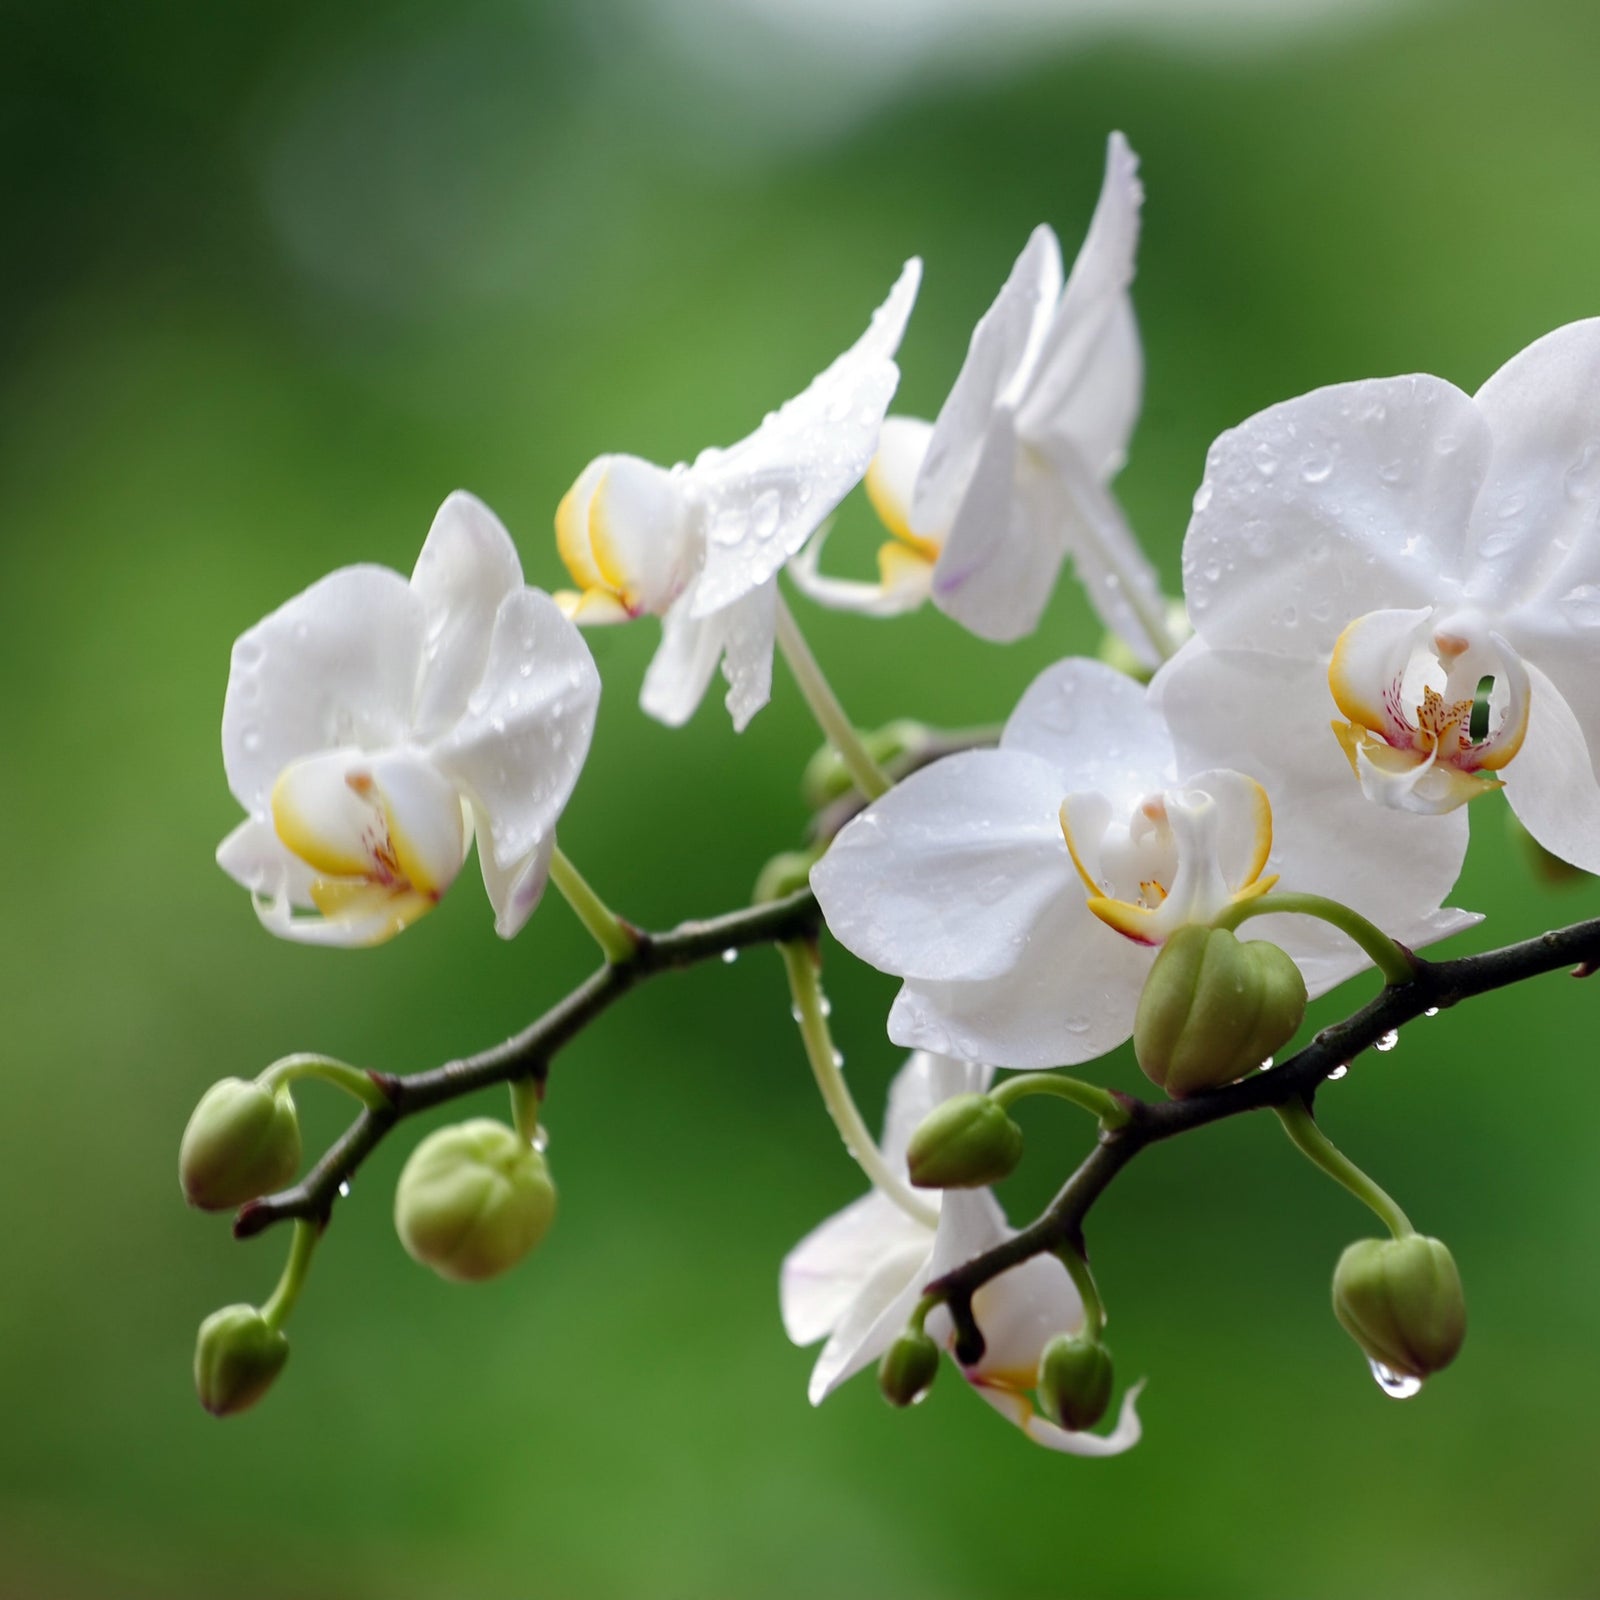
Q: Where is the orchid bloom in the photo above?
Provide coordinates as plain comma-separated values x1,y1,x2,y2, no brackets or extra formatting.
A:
553,260,920,731
1183,319,1600,873
780,1051,1142,1456
790,133,1169,663
811,658,1474,1069
217,492,599,947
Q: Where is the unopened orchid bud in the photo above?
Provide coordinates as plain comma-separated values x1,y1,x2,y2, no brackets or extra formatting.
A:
878,1329,939,1408
395,1119,557,1283
802,720,926,809
180,1078,301,1211
905,1094,1023,1190
1037,1333,1114,1432
1333,1235,1465,1381
1133,925,1307,1097
194,1304,289,1417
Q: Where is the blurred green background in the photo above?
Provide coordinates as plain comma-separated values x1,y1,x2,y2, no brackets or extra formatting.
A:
5,0,1600,1594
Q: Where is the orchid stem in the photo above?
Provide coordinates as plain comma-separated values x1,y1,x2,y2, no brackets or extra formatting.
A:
779,940,937,1228
1216,891,1417,987
259,1054,390,1111
260,1219,319,1332
774,594,892,801
1275,1099,1413,1239
1057,1242,1106,1342
549,846,639,965
509,1076,542,1144
991,1072,1130,1129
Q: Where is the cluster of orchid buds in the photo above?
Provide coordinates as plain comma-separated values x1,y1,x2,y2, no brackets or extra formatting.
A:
183,132,1600,1456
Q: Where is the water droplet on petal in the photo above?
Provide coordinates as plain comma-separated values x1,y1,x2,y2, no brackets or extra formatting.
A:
1375,1029,1399,1053
1559,584,1600,628
1301,452,1334,485
1368,1358,1423,1399
1192,482,1214,513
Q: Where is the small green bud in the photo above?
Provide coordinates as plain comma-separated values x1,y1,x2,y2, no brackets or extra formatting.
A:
905,1093,1024,1189
194,1304,289,1417
395,1119,557,1283
878,1329,940,1408
1333,1235,1466,1381
180,1078,302,1210
1134,925,1307,1097
1037,1333,1114,1431
801,720,925,808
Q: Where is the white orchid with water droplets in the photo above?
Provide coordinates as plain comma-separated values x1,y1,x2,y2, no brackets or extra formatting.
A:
217,492,599,947
553,259,921,731
811,658,1475,1069
781,1051,1143,1455
791,133,1169,663
1183,318,1600,873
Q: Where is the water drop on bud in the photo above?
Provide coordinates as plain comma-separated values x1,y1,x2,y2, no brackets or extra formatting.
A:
905,1094,1023,1190
1133,926,1307,1097
878,1329,939,1408
394,1119,557,1283
180,1078,302,1210
1333,1235,1465,1382
194,1305,289,1417
1037,1333,1114,1432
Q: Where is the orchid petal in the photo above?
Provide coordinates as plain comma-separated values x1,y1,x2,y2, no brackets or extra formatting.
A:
215,817,318,908
1184,375,1492,658
639,598,723,728
811,748,1080,984
428,588,599,873
473,817,555,940
689,259,921,618
1001,657,1176,808
716,583,778,733
409,491,525,739
787,514,933,618
1466,319,1600,608
1021,1381,1145,1457
1499,661,1600,875
221,565,422,818
914,226,1062,539
806,1244,932,1405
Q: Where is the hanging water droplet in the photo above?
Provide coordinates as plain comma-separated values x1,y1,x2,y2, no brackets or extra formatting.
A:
532,1127,550,1152
830,1049,844,1068
1424,1006,1439,1018
1375,1029,1399,1053
338,1180,352,1198
721,948,738,964
1327,1063,1349,1081
1259,1055,1274,1071
1368,1358,1423,1399
819,997,832,1017
790,1005,804,1023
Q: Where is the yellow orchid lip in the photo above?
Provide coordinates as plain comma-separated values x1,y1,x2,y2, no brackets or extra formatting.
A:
1060,773,1278,945
1327,609,1531,813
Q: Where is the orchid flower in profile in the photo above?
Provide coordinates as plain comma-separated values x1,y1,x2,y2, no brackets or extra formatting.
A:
553,260,921,731
217,492,599,947
781,1051,1142,1456
1183,318,1600,873
811,658,1475,1069
791,133,1172,664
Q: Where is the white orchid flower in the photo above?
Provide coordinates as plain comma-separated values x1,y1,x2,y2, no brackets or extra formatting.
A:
781,1050,1143,1456
553,259,921,731
217,491,599,947
791,133,1169,663
811,658,1475,1069
1183,318,1600,873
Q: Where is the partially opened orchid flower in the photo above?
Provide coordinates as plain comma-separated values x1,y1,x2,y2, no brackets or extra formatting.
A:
811,658,1474,1068
791,133,1170,663
781,1051,1142,1456
553,259,921,731
217,492,599,946
1183,318,1600,873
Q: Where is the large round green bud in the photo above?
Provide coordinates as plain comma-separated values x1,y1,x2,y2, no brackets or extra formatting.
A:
1333,1235,1466,1381
1037,1333,1114,1431
1133,925,1307,1098
905,1094,1024,1190
394,1119,557,1283
179,1078,302,1210
878,1329,940,1408
194,1304,289,1417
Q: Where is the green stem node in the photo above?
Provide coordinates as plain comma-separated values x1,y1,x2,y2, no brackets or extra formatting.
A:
549,846,639,965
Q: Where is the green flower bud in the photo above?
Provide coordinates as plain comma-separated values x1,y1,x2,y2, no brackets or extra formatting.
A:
905,1094,1024,1190
179,1078,302,1211
1037,1333,1114,1432
395,1119,557,1283
1333,1235,1466,1381
1134,925,1307,1097
802,721,925,808
878,1329,939,1408
194,1304,289,1417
